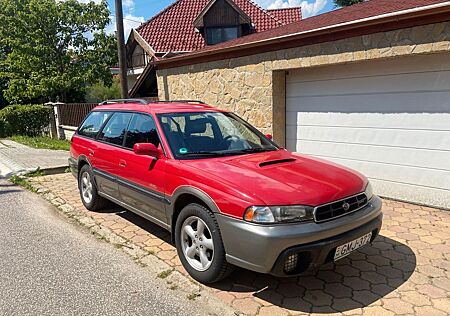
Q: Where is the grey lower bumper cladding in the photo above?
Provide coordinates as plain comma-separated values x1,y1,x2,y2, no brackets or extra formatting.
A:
216,196,383,275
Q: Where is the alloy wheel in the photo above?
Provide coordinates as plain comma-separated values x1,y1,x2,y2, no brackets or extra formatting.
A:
81,172,93,204
180,216,215,271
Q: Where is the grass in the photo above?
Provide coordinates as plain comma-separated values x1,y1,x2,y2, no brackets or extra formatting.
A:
9,175,37,192
187,293,200,300
157,269,173,279
9,135,70,151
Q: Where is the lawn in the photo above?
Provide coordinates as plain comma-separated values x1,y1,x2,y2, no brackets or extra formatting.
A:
9,135,70,151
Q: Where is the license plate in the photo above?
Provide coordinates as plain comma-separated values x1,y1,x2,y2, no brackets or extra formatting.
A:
334,232,372,261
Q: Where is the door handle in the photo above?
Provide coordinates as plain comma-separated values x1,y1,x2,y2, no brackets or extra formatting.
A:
119,160,127,168
88,149,94,157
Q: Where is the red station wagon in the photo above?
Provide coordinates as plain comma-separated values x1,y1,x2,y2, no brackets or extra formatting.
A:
69,99,382,283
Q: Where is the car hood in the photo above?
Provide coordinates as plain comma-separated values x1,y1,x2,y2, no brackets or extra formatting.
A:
183,150,367,206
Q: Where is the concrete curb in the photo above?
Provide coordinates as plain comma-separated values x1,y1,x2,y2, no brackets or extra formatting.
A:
27,180,240,316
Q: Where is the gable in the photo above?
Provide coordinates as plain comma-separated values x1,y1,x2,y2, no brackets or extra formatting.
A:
194,0,252,28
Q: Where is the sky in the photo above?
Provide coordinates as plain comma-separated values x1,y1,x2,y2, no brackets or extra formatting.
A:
105,0,336,39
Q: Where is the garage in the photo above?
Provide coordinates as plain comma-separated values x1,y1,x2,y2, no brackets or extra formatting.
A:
286,53,450,208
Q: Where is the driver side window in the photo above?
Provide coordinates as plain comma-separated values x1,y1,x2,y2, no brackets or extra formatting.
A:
124,114,160,149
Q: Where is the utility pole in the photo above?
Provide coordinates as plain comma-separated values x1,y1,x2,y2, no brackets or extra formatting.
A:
115,0,128,98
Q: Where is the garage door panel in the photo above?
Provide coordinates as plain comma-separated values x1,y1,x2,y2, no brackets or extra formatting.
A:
370,179,450,208
287,53,450,83
286,125,450,151
286,91,450,113
286,112,450,131
297,140,450,171
285,53,450,208
311,155,450,191
286,71,450,97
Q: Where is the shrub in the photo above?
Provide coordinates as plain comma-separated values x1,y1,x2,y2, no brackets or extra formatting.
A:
0,120,5,138
0,104,52,136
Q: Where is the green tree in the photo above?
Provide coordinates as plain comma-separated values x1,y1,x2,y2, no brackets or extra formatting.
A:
0,0,117,104
86,76,121,102
334,0,364,7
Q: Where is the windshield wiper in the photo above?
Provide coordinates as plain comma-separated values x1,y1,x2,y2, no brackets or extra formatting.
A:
179,148,277,158
179,151,230,157
233,147,277,154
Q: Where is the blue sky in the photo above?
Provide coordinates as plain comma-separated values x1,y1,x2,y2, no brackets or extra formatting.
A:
105,0,336,38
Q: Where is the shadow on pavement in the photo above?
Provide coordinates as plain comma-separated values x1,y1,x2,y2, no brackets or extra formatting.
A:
119,209,172,243
0,189,23,195
85,199,417,314
212,235,416,313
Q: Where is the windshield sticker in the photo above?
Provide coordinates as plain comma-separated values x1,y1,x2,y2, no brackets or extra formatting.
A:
179,148,188,154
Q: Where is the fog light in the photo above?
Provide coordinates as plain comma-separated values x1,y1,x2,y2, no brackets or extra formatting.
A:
284,253,299,274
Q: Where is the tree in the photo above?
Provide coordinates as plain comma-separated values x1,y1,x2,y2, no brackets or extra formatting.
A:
86,76,121,102
0,0,118,104
334,0,364,7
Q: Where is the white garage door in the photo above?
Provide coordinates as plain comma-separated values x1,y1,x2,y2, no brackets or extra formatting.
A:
286,53,450,209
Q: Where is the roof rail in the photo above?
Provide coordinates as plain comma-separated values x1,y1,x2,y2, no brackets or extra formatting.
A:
149,99,205,104
99,98,149,105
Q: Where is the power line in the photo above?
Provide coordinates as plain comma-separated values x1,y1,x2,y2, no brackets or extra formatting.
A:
109,12,145,24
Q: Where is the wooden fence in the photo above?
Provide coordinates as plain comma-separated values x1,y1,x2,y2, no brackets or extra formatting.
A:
56,103,97,127
56,97,159,127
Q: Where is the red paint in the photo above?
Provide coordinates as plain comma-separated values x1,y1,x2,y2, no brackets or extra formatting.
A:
71,102,368,219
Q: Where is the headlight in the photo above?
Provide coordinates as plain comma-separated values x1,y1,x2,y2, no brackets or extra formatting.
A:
244,205,313,224
364,182,373,200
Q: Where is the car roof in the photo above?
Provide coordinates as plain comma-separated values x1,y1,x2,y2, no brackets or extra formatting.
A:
93,101,227,114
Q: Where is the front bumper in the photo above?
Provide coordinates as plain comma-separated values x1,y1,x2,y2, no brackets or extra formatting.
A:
216,195,383,276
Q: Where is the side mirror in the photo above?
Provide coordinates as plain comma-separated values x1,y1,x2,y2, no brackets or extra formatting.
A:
133,143,161,159
265,134,273,140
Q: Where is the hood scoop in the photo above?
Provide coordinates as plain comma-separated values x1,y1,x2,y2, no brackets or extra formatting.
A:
259,158,296,167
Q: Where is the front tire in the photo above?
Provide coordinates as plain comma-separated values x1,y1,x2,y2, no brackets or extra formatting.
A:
79,165,108,211
175,203,233,283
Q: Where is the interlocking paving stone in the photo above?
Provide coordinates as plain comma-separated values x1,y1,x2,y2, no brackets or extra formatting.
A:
29,173,450,315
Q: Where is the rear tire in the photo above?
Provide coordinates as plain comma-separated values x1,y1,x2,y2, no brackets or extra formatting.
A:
79,165,108,211
175,203,234,284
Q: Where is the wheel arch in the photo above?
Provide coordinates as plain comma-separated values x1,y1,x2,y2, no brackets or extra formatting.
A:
169,186,220,242
77,155,94,184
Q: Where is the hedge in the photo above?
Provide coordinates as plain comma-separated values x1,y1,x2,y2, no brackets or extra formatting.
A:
0,104,52,137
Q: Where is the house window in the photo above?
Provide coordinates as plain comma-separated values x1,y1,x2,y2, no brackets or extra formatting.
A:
206,26,239,45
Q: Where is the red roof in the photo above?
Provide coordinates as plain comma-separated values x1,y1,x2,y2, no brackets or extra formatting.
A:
158,0,449,58
267,7,302,24
136,0,301,53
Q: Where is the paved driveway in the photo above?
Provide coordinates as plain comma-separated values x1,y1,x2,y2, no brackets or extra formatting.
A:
29,173,450,316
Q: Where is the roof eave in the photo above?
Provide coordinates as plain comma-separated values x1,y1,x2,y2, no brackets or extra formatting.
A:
156,2,450,70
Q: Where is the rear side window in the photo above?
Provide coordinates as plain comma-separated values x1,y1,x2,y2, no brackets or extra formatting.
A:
98,112,133,146
78,111,111,138
124,114,160,149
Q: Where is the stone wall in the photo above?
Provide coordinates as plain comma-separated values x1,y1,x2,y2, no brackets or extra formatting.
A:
157,21,450,139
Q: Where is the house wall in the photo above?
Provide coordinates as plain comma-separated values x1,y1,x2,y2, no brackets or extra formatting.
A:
156,21,450,144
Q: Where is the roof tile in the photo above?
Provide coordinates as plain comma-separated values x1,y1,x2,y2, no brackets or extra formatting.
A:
136,0,289,53
267,7,302,24
179,0,449,55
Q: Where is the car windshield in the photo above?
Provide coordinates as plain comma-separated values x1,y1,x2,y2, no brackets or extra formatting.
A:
157,112,279,159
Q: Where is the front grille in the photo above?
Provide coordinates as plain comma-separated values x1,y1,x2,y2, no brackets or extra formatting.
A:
314,193,368,222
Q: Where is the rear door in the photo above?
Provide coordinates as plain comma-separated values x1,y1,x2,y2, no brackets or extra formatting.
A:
118,113,168,226
94,112,133,199
75,110,112,176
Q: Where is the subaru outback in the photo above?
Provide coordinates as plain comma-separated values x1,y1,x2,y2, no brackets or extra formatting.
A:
69,99,382,284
